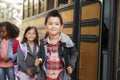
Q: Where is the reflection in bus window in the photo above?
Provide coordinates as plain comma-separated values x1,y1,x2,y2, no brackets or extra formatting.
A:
39,0,45,13
47,0,54,11
24,0,28,19
58,0,68,7
34,0,38,15
29,0,33,17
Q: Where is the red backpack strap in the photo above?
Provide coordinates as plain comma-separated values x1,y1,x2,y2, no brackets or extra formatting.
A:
13,39,19,54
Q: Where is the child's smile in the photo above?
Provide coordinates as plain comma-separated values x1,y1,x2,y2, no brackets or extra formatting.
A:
46,17,63,36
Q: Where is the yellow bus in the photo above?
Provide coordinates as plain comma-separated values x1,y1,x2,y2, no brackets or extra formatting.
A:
19,0,120,80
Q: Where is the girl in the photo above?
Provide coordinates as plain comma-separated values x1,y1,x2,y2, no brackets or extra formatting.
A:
17,26,39,80
36,10,78,80
0,21,19,80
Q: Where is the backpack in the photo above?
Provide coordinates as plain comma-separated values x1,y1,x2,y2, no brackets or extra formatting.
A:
19,43,27,60
14,43,27,80
12,39,19,54
11,39,19,80
19,43,39,60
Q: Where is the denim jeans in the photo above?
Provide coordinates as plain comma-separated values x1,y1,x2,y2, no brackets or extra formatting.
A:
0,67,15,80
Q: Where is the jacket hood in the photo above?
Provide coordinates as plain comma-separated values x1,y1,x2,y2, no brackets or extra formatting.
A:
61,33,74,47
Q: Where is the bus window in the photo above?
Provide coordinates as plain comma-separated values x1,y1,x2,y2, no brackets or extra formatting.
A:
47,0,54,11
23,0,28,19
39,0,45,13
34,0,39,15
28,0,33,17
58,0,68,7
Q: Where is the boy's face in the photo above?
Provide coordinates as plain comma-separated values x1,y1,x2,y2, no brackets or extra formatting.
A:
45,17,63,36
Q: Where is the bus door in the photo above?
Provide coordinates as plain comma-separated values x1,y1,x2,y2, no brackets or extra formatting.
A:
78,1,101,80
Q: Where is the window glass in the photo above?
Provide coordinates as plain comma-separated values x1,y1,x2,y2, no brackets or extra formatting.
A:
47,0,54,11
29,0,33,17
58,0,68,7
34,0,38,15
24,0,28,19
39,0,45,13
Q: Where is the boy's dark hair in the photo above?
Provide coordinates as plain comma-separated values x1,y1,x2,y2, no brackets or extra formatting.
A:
45,10,63,25
0,21,19,38
21,26,39,45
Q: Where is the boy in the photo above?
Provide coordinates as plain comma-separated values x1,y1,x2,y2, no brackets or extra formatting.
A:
36,10,78,80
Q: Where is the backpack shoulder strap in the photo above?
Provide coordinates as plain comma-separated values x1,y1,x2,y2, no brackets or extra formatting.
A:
40,39,45,59
40,39,45,49
20,43,27,60
12,39,19,54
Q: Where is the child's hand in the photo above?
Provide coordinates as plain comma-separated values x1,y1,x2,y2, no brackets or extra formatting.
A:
35,58,41,66
67,66,73,75
3,57,11,62
27,69,32,76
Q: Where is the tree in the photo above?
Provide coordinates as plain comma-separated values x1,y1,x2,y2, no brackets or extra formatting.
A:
0,0,23,24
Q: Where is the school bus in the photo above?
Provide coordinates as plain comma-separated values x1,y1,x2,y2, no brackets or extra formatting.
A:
19,0,120,80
